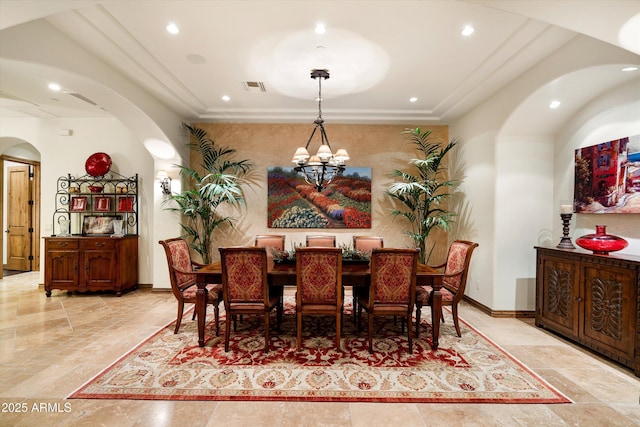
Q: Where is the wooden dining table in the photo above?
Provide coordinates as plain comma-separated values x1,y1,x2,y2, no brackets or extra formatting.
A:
193,260,443,350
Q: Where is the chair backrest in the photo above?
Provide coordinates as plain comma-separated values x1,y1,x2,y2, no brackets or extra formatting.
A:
296,247,342,304
254,234,285,260
353,235,384,253
306,235,336,247
159,238,196,299
219,246,269,304
369,248,419,304
443,240,479,294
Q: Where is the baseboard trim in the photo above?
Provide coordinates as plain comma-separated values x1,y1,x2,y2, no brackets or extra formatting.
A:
463,295,535,318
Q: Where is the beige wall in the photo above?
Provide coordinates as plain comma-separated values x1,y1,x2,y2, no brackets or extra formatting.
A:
192,123,451,263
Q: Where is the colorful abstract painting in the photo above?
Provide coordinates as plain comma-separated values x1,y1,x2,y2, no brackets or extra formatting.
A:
268,167,372,228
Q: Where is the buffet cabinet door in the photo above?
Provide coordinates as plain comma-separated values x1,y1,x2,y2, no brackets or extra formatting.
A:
582,262,635,361
537,254,580,339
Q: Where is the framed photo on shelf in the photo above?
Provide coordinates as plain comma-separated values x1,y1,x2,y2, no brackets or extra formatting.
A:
70,196,87,212
94,196,111,212
117,196,135,212
82,215,121,235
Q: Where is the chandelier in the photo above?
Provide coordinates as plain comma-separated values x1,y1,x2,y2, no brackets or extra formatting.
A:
292,69,349,192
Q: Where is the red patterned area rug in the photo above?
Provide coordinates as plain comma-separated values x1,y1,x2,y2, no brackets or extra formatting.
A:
69,300,570,403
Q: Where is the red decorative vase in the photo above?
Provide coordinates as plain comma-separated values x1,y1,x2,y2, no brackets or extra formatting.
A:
575,225,628,255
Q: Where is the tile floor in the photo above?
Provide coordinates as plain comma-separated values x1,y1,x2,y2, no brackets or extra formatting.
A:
0,272,638,426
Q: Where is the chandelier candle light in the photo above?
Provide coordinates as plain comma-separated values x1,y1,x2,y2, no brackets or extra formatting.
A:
557,204,576,249
292,69,349,192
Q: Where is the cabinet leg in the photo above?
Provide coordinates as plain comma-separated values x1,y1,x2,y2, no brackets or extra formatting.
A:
46,291,51,297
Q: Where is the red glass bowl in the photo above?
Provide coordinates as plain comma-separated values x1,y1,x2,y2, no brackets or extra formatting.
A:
575,225,628,255
85,152,112,177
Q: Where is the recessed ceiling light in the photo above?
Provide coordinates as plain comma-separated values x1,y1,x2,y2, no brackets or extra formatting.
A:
48,83,61,91
221,95,230,102
409,97,418,103
461,25,475,36
549,100,561,109
621,66,638,72
315,23,326,34
166,23,179,35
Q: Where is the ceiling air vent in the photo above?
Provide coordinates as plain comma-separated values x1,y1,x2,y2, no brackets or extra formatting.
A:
66,92,98,106
241,81,266,93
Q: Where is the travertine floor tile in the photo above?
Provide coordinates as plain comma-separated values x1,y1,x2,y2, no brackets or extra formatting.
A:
1,271,639,426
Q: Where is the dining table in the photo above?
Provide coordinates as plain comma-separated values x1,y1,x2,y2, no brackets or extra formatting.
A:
193,260,443,350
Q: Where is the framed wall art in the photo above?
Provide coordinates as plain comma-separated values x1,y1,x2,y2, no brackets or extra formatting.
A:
70,196,87,212
267,166,372,228
82,215,121,235
94,196,111,212
574,134,640,213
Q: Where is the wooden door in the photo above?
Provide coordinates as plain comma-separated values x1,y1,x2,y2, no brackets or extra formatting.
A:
6,165,31,271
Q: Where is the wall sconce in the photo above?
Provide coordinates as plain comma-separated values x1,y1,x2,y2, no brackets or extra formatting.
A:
157,170,171,195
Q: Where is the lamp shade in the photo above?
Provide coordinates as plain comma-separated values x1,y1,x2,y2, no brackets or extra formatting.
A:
307,155,322,166
292,147,310,163
334,149,350,162
316,144,333,160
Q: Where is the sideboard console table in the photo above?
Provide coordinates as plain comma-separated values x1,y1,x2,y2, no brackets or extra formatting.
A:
535,246,639,377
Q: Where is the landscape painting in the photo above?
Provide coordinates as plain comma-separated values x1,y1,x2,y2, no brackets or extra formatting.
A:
574,134,640,213
268,167,372,228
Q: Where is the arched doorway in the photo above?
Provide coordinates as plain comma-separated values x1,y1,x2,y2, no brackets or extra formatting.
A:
0,140,41,279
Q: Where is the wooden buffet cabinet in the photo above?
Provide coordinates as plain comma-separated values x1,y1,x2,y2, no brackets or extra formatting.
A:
44,236,138,297
535,246,639,377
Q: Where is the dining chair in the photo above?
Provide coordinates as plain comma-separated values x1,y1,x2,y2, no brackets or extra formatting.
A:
350,235,384,322
415,240,478,338
159,238,222,335
305,235,336,247
219,246,282,352
352,235,384,253
295,247,343,351
357,248,419,353
254,234,285,259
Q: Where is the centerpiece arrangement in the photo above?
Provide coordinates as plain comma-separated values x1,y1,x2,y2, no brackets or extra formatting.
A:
271,243,370,264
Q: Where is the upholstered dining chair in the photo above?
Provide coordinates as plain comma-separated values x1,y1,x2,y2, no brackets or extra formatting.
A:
254,234,285,260
415,240,479,338
352,235,384,253
159,238,222,335
295,247,343,351
350,235,384,321
219,246,282,352
357,248,419,353
305,235,336,247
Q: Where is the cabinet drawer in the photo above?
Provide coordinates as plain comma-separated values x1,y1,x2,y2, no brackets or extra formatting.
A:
83,239,116,250
46,239,79,250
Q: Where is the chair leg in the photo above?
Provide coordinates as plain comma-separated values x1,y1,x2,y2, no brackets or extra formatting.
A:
415,302,422,338
174,301,185,334
407,313,413,354
264,312,270,353
214,303,220,337
367,312,374,353
297,312,303,351
224,311,232,352
336,312,342,351
452,304,461,337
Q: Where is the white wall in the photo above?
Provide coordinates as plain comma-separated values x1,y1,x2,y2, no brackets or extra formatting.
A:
0,117,157,285
452,37,640,312
555,78,640,254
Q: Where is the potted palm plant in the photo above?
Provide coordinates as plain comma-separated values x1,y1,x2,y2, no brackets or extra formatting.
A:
386,127,459,263
163,123,253,264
